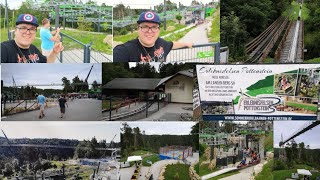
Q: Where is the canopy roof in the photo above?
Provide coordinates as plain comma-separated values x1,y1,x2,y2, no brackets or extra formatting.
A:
297,169,312,176
127,156,142,162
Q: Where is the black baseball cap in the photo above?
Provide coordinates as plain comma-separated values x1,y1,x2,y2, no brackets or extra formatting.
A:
137,11,161,25
16,14,39,27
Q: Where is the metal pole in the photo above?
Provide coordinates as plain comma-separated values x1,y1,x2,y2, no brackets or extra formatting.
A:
109,97,112,121
5,0,9,40
60,34,63,62
98,13,101,32
55,5,59,29
214,43,221,64
84,44,91,63
163,0,166,31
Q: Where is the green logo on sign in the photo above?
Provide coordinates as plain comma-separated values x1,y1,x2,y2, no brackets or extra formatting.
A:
197,51,214,58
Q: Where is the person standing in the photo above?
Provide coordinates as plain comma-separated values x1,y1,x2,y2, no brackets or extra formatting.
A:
40,18,61,57
36,93,46,119
58,95,68,118
1,14,64,63
113,11,192,62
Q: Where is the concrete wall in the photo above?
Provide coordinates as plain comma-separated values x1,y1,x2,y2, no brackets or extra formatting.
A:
165,75,193,103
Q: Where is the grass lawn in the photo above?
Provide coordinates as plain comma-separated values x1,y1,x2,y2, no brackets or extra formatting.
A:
60,29,112,54
273,164,320,180
163,164,191,180
287,101,317,112
163,26,195,42
255,159,274,180
130,150,152,156
304,57,320,63
209,7,220,42
273,169,295,180
142,154,161,166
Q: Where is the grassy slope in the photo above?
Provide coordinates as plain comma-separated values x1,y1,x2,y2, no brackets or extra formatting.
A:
209,7,220,42
164,164,191,180
255,159,274,180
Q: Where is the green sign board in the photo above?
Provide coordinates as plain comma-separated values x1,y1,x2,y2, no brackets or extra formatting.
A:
197,51,214,58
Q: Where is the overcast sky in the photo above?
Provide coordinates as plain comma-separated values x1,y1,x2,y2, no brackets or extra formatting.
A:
0,121,120,142
274,121,320,149
1,64,101,90
1,0,218,10
124,122,196,135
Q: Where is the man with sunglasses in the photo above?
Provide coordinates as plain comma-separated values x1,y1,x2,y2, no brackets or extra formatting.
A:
1,14,64,63
113,11,193,62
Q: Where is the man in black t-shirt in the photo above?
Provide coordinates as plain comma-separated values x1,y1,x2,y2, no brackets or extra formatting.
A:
113,11,193,62
58,95,68,118
1,14,64,63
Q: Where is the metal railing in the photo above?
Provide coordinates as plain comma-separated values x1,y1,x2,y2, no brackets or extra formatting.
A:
59,32,112,63
166,42,220,63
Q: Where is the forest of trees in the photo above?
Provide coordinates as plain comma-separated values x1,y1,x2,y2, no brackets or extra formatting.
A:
121,123,199,158
0,137,120,177
274,142,320,170
304,0,320,60
221,0,291,62
102,63,195,85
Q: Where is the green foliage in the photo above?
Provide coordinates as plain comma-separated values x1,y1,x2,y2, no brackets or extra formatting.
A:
286,102,317,112
273,159,287,171
163,164,190,180
120,28,128,35
174,172,180,180
264,132,274,152
273,169,296,180
209,7,220,42
176,14,182,24
199,143,207,156
221,11,248,62
304,0,320,59
255,159,274,180
77,17,93,31
142,155,160,166
221,0,291,62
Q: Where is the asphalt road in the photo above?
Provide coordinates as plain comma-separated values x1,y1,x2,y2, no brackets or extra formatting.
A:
2,99,102,121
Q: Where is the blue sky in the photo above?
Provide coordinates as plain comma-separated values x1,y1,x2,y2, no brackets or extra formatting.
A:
0,121,120,142
274,121,320,149
1,64,102,89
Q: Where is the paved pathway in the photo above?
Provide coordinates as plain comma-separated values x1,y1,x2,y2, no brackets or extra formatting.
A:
2,99,102,121
56,50,112,63
178,22,209,44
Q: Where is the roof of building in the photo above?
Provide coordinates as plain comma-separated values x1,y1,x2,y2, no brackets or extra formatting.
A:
103,78,162,90
103,69,193,90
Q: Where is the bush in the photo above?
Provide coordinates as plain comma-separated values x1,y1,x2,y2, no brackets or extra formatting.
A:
120,29,128,35
174,172,180,180
273,160,287,170
199,143,207,156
